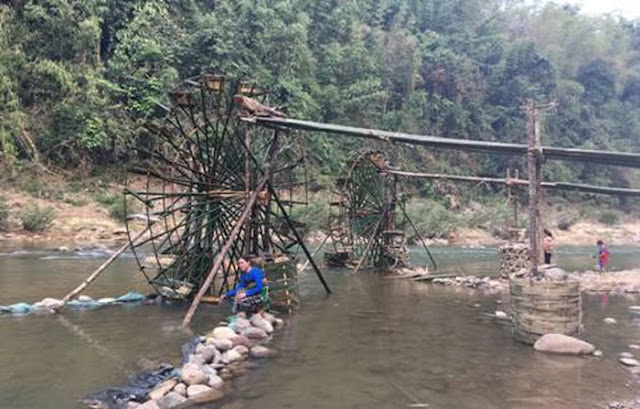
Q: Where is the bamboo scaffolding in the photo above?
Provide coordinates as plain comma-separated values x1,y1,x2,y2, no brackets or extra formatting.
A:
252,117,640,169
386,171,640,197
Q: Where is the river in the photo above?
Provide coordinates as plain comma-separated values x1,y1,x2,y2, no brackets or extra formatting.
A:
0,244,638,408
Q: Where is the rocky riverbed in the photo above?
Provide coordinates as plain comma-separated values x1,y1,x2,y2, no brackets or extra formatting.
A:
85,312,284,409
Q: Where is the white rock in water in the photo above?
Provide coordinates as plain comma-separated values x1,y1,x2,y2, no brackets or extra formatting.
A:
207,375,224,390
593,350,603,357
629,345,640,350
221,349,243,364
187,384,224,404
620,352,635,359
250,345,274,359
180,363,209,385
534,333,596,355
233,317,252,333
495,311,508,319
620,358,640,367
172,383,187,397
604,317,618,324
98,297,117,304
33,298,63,309
148,379,178,400
206,338,233,351
545,267,568,281
262,312,276,324
242,326,269,340
157,392,187,408
629,306,640,311
274,318,285,329
250,314,274,333
212,326,236,340
78,295,94,302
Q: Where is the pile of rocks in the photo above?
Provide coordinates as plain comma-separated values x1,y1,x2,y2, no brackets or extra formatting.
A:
121,312,283,409
431,275,506,293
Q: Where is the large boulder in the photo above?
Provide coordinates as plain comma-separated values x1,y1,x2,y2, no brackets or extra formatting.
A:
211,326,236,340
180,363,209,385
533,334,596,355
545,267,567,281
250,314,274,333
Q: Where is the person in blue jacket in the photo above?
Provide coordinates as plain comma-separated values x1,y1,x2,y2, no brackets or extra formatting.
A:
220,257,267,314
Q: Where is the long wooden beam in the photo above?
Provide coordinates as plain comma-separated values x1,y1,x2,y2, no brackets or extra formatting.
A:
251,117,640,169
387,170,640,197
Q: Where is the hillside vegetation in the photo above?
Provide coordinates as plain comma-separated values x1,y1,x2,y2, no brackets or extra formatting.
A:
1,0,639,238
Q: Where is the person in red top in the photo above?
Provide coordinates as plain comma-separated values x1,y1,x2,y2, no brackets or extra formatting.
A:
596,240,610,272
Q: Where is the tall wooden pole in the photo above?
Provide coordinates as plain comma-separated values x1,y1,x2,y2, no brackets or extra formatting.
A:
526,100,543,277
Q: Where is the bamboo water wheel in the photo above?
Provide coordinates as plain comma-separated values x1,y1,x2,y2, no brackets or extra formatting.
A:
124,74,310,300
325,150,408,270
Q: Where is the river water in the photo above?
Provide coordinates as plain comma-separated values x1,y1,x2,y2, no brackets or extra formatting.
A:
0,244,638,409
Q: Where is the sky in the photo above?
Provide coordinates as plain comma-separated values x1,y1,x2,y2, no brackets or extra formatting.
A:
554,0,640,19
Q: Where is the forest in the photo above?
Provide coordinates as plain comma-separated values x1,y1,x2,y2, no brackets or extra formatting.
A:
1,0,639,235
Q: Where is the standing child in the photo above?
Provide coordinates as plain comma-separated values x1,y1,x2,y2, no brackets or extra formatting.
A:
542,229,554,264
596,240,610,273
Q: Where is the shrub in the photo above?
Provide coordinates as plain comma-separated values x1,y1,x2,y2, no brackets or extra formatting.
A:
20,205,56,232
598,210,620,225
0,197,9,231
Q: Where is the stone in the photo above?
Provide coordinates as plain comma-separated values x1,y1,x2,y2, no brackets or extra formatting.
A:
157,392,187,409
593,350,603,357
620,352,635,359
250,345,274,359
630,344,640,350
250,314,274,333
212,326,236,340
534,333,596,355
149,379,178,400
187,385,224,404
206,338,233,351
231,334,252,348
207,375,224,389
172,383,187,397
195,345,219,363
35,298,64,309
97,297,117,304
262,312,276,324
233,345,249,356
233,317,252,333
138,401,160,409
274,318,285,329
495,311,508,319
620,358,640,367
629,306,640,311
604,317,618,324
221,349,243,364
545,267,568,281
78,295,94,302
202,365,218,378
180,363,209,385
242,326,269,340
188,354,206,366
127,402,141,409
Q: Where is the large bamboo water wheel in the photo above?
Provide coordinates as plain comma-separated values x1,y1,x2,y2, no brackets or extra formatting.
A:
325,150,408,270
124,74,312,300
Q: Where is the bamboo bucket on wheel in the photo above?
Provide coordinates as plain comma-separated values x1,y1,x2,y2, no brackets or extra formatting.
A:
510,277,581,344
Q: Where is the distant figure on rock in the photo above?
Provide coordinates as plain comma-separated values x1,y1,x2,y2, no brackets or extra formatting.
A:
596,240,610,272
232,95,287,118
220,257,269,314
542,228,554,264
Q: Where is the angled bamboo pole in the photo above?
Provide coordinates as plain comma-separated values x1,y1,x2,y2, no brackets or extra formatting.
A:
401,206,438,270
56,225,152,311
297,233,331,272
352,212,386,275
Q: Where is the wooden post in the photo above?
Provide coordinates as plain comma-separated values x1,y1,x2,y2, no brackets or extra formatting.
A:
514,169,519,229
526,100,543,276
56,226,151,311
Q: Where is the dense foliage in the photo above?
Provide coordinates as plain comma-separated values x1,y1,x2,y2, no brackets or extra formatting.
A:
1,0,639,202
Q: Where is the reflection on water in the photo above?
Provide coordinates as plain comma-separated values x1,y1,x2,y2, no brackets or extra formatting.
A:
0,244,638,409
